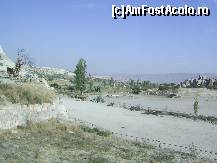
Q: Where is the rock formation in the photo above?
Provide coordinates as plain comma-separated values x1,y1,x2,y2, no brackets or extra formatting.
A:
0,45,15,71
180,75,217,89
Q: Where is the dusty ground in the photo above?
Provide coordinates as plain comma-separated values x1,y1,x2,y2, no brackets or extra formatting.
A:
60,94,217,160
103,88,217,116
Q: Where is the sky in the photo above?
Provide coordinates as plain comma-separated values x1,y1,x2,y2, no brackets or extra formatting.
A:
0,0,217,74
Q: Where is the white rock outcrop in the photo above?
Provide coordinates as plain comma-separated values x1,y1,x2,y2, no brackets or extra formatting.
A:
0,45,15,71
0,98,69,129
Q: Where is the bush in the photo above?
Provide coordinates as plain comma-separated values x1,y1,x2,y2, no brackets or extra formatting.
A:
129,105,142,111
193,98,199,116
80,125,111,137
131,85,141,94
91,96,105,103
0,83,55,105
94,86,101,92
188,143,198,157
141,81,158,91
107,102,114,107
50,83,59,89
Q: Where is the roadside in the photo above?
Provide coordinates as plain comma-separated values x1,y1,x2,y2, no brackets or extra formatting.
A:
0,119,211,163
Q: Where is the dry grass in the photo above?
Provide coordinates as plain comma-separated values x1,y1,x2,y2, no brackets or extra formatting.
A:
0,119,212,163
0,83,56,105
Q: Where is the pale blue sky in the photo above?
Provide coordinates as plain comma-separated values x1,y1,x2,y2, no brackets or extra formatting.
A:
0,0,217,74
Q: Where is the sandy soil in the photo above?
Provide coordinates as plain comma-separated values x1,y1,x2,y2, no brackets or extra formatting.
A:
61,96,217,159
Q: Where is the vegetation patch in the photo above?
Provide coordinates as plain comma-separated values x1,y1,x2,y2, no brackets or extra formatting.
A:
121,104,217,124
90,96,105,103
140,107,217,124
0,83,55,105
80,125,111,137
0,119,211,162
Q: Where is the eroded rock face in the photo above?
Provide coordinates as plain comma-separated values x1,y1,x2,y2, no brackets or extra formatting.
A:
0,45,15,71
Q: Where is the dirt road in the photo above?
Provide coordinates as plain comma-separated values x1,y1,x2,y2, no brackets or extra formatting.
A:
62,96,217,159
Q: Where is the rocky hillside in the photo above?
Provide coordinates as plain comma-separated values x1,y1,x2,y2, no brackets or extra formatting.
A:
180,75,217,89
0,45,15,71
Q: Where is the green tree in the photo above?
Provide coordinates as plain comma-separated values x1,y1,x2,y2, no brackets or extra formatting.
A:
88,79,94,92
73,58,87,95
129,80,135,88
109,77,115,87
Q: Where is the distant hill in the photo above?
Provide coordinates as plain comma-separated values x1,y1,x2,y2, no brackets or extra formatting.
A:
108,73,217,84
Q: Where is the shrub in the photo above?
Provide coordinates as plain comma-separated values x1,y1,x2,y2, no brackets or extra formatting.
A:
0,83,55,105
141,81,158,91
131,85,141,94
107,102,114,107
188,143,198,157
50,83,59,89
94,86,101,92
193,98,199,116
0,95,7,105
129,105,142,111
80,125,111,137
91,96,105,103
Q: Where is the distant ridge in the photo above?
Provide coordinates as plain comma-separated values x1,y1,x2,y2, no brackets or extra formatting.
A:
108,73,217,84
